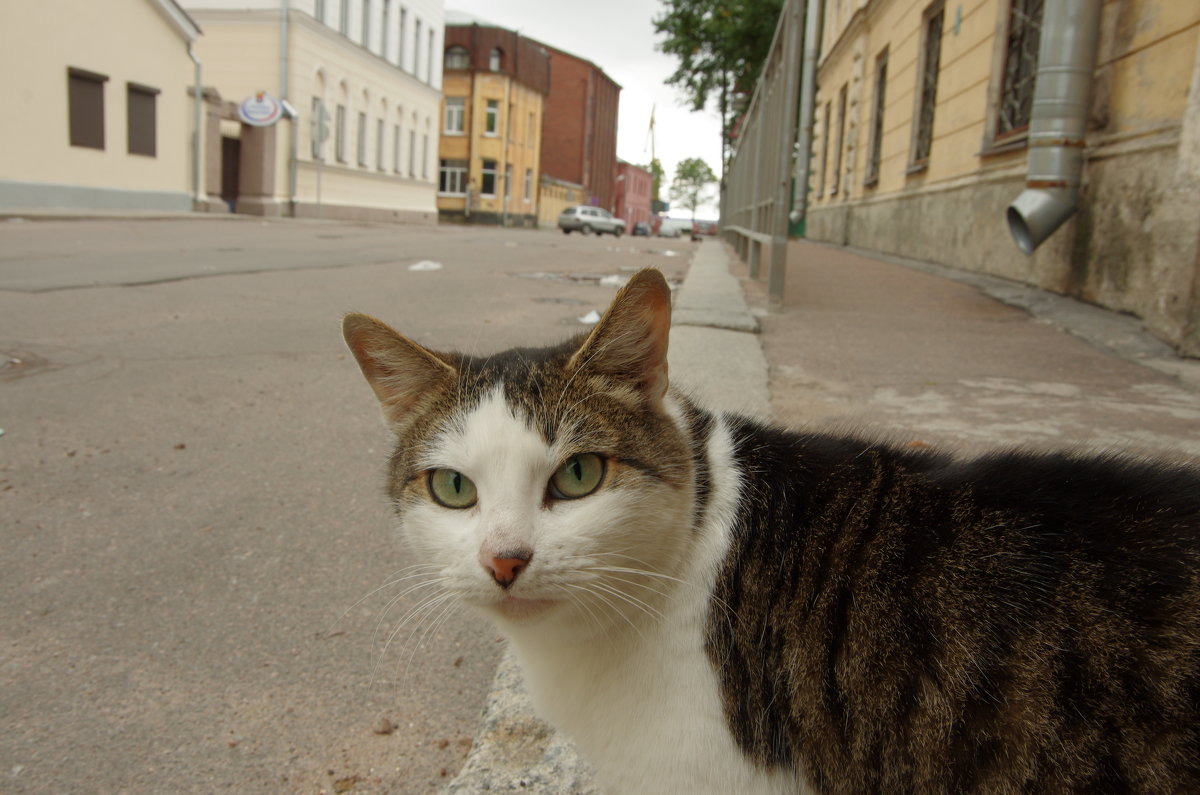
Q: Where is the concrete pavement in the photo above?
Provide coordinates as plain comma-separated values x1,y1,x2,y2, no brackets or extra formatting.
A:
443,235,1200,793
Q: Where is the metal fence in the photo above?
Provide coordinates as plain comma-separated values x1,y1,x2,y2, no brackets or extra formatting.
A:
720,0,808,305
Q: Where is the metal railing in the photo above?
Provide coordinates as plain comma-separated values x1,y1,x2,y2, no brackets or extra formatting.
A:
720,0,805,305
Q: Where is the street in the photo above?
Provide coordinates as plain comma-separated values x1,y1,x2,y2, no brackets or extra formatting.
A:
0,217,693,794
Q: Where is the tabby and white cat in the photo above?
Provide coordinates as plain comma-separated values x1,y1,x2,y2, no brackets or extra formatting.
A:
343,268,1200,793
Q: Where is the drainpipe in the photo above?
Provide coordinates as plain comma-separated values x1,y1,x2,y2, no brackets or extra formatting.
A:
1005,0,1103,255
791,0,824,230
188,43,204,208
280,0,298,216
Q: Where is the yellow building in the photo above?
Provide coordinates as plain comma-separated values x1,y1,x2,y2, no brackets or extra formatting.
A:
0,0,201,211
806,0,1200,355
438,19,549,227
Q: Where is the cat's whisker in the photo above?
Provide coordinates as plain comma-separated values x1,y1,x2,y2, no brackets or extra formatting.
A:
562,582,648,642
396,592,463,693
324,563,444,637
370,576,451,647
373,588,457,689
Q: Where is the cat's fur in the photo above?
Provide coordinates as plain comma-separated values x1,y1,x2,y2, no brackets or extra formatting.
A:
343,268,1200,793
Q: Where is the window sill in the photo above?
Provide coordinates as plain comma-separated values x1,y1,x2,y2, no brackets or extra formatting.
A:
979,135,1029,158
904,161,929,176
438,191,467,197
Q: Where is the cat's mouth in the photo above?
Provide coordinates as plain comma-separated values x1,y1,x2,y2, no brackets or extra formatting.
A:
490,595,558,620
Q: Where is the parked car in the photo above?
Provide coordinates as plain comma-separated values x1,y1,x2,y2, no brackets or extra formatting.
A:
657,219,690,238
558,206,626,236
632,222,651,236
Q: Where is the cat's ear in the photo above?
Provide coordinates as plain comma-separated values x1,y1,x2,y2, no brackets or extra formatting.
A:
569,268,672,407
342,313,457,424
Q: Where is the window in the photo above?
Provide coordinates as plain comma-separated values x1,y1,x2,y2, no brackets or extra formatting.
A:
504,164,512,199
408,129,416,176
485,100,499,135
362,0,371,47
382,0,391,57
339,0,350,34
422,133,429,178
393,123,401,172
998,0,1043,138
528,111,535,145
832,84,847,195
398,7,407,68
818,101,830,196
427,29,435,84
376,118,385,170
911,1,945,168
335,104,347,162
357,111,368,166
312,97,326,159
524,168,532,202
68,67,107,150
414,18,422,78
126,82,158,157
865,49,888,187
489,48,503,72
439,159,468,194
314,0,325,23
481,159,497,196
445,45,469,71
444,97,465,133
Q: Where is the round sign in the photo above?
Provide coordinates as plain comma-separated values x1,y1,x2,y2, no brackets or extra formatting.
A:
238,92,283,127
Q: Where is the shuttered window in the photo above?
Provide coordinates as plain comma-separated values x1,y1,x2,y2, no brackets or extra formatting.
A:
127,83,159,157
68,67,107,150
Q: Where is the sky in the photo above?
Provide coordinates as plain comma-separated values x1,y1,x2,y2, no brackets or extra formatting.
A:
445,0,724,219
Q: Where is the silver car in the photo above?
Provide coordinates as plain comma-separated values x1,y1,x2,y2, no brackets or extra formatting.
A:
558,205,626,236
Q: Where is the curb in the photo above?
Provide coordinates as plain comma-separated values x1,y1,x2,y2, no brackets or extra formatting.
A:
441,241,770,793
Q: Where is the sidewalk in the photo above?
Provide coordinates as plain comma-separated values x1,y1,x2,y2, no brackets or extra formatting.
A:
443,237,1200,793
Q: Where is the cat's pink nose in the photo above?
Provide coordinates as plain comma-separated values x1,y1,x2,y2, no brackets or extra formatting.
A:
486,554,530,588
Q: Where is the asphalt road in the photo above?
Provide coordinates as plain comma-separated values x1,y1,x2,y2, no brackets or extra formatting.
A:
0,217,693,794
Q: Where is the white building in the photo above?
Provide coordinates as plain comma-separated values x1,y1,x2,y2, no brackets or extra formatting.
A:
0,0,202,212
182,0,443,222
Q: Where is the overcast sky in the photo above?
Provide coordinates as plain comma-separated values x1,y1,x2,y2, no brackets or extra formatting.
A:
445,0,724,218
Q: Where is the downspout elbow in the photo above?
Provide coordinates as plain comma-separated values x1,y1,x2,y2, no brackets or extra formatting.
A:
1007,185,1078,256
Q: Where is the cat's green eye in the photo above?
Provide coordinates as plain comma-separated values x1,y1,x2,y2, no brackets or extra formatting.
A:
428,468,478,509
549,454,605,500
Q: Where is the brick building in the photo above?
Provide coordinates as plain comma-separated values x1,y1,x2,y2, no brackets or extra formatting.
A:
439,19,550,226
537,43,620,213
614,160,652,230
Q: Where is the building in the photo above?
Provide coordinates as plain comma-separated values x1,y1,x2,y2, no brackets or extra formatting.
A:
0,0,201,211
182,0,442,222
538,44,621,214
438,18,549,226
614,161,652,230
804,0,1200,355
536,175,586,228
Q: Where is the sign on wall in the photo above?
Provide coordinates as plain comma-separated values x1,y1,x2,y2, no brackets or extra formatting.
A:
238,92,283,127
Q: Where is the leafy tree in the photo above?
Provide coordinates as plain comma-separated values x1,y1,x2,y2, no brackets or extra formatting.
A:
654,0,785,171
669,158,718,221
648,158,665,202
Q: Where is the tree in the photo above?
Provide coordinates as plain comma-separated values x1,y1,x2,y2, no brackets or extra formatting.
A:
669,158,718,221
654,0,785,172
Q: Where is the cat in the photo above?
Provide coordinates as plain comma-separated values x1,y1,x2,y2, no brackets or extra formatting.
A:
342,267,1200,794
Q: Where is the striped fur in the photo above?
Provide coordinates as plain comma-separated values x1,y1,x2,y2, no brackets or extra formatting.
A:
344,268,1200,793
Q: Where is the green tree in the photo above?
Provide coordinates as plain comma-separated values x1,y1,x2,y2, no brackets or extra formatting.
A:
654,0,785,170
669,158,718,221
